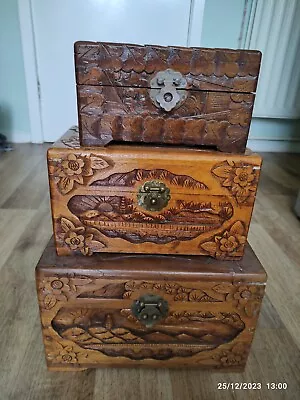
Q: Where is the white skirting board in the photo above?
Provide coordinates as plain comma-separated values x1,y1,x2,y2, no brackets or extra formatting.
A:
248,117,300,152
0,130,31,143
247,139,300,153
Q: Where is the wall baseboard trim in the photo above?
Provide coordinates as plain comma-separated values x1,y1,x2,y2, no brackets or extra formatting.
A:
0,130,31,143
247,139,300,153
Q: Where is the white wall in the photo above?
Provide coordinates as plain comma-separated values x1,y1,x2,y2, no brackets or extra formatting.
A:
3,0,300,151
0,0,30,142
201,0,300,152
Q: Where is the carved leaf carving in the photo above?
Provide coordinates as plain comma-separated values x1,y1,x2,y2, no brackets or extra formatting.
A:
213,284,234,294
200,241,217,254
90,156,110,170
43,294,57,310
58,177,74,195
79,283,125,299
230,220,244,236
61,218,76,233
212,165,232,179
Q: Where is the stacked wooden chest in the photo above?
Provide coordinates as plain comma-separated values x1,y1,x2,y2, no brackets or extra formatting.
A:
36,42,267,371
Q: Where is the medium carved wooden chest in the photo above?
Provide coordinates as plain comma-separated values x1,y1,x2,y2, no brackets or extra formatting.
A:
75,42,261,153
47,127,262,260
36,238,266,371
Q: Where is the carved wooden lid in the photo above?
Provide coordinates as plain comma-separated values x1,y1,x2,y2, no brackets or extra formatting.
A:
37,237,267,283
74,41,261,93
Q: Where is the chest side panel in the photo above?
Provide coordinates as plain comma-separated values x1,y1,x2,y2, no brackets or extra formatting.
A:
47,131,261,259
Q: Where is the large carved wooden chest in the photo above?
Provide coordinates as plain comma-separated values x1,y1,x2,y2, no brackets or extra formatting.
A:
75,42,261,153
48,127,262,260
36,238,266,371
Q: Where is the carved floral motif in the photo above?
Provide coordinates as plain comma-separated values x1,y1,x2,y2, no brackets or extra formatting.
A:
44,277,70,295
212,283,265,318
200,221,246,259
38,277,70,310
212,160,260,204
64,230,85,251
214,343,248,367
38,277,95,310
45,337,88,364
48,153,113,195
56,346,78,364
60,217,106,256
230,285,265,317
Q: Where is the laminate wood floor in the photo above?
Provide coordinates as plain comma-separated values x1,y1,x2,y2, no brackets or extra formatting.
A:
0,145,299,400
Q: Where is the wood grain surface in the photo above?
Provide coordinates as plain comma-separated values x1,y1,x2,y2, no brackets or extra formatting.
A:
48,128,262,259
36,239,266,370
0,146,299,399
75,42,261,151
74,42,261,92
78,86,254,152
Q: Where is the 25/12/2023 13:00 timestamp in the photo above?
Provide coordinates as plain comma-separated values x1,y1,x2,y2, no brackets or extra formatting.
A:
217,383,288,390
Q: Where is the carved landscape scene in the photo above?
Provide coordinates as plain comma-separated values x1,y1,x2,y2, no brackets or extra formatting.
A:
52,307,245,360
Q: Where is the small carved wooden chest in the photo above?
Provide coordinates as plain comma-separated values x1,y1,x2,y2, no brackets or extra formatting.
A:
75,41,261,153
48,127,262,260
36,238,266,371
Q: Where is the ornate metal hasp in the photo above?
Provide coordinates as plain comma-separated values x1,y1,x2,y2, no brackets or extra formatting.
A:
137,180,171,211
150,69,187,111
132,294,169,328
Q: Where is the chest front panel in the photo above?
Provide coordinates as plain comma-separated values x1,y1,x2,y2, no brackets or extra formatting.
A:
36,242,266,370
48,128,261,260
75,42,261,152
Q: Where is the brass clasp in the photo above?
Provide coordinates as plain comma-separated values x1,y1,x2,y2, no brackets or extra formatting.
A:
137,180,170,212
132,294,169,328
150,69,187,111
